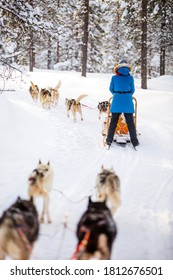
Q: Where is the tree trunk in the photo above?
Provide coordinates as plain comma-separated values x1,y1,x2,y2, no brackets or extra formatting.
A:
160,0,166,76
56,41,60,63
29,0,34,72
29,33,34,72
47,37,52,69
141,0,148,89
81,0,89,77
160,47,165,75
47,50,51,69
56,0,60,64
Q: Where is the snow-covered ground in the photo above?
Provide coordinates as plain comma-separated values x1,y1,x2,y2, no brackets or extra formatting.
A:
0,70,173,260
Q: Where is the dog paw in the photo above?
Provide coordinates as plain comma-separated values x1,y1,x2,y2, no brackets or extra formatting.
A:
39,217,44,223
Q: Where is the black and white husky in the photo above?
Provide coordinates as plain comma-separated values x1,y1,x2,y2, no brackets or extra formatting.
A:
75,197,117,260
0,197,39,260
97,101,109,119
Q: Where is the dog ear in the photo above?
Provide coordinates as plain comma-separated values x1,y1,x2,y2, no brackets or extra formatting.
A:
39,159,42,164
101,165,104,170
47,161,50,166
17,196,21,201
88,196,92,204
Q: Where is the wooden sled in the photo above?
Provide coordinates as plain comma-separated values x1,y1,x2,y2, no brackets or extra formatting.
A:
102,97,137,146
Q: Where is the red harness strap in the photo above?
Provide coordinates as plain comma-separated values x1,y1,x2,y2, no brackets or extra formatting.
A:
17,227,32,253
81,104,94,109
70,231,90,260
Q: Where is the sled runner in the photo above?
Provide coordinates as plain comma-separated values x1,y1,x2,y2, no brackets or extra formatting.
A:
102,97,137,146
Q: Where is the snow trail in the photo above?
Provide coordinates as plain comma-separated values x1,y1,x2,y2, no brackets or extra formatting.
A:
0,71,173,259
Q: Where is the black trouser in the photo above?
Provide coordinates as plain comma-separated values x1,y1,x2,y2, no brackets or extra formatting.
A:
106,113,139,146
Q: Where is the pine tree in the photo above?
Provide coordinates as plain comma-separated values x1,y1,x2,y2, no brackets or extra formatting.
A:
1,0,172,77
81,0,89,77
0,0,56,71
141,0,147,89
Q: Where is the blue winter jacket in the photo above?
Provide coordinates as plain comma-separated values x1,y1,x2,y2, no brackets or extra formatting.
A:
109,67,135,113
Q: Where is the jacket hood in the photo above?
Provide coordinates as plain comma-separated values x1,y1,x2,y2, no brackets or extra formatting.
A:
117,67,130,76
113,62,132,74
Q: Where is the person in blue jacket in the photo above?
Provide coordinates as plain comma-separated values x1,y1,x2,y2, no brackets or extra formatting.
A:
106,60,139,149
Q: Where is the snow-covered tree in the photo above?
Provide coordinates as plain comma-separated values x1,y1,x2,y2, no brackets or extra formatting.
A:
0,0,56,71
0,0,172,79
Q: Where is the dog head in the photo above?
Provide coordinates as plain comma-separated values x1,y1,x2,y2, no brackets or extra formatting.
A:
76,196,117,259
13,196,35,210
28,160,52,186
0,196,39,243
96,165,120,191
40,88,51,97
97,101,109,112
65,98,76,110
10,197,38,223
30,82,39,91
77,197,114,231
50,88,57,94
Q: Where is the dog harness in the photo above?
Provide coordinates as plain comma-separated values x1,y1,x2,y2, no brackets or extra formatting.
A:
6,208,33,253
16,227,32,253
70,231,90,260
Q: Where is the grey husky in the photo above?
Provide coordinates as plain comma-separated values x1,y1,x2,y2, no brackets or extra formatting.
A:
95,165,121,215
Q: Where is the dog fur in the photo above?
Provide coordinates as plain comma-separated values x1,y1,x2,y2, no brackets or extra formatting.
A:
65,94,87,121
40,88,53,109
97,101,109,119
75,197,117,260
50,80,61,105
95,165,121,216
28,160,53,223
0,197,39,260
29,81,39,102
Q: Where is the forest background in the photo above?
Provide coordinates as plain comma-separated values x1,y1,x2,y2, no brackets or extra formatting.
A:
0,0,173,89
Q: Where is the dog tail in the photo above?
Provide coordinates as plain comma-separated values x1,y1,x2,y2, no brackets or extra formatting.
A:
30,82,39,93
76,94,88,104
30,81,36,89
54,80,62,90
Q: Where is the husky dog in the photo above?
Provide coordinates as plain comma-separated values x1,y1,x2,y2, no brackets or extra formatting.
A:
0,197,39,260
29,81,39,102
95,165,121,215
50,80,62,106
65,94,87,122
40,88,52,109
74,197,117,260
28,160,53,223
97,101,109,119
